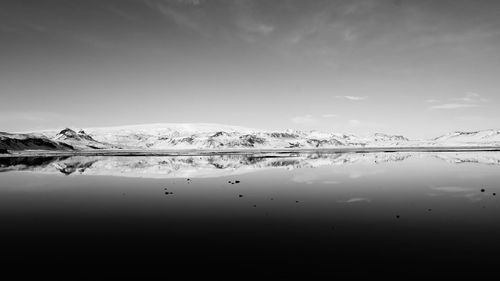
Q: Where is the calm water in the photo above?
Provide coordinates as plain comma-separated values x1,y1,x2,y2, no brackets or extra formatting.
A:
1,152,499,277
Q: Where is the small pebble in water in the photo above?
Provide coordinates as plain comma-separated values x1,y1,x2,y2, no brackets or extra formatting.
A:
235,180,240,183
481,189,485,192
239,194,243,198
396,215,400,219
295,200,299,203
493,193,496,196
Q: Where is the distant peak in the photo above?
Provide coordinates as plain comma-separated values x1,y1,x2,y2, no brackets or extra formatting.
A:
211,131,231,138
58,128,78,137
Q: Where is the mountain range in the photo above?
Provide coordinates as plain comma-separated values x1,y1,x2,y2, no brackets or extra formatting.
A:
1,123,500,152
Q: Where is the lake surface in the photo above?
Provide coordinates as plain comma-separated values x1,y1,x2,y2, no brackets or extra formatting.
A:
1,152,499,277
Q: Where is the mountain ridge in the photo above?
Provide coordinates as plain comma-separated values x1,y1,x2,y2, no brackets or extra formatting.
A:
2,123,500,152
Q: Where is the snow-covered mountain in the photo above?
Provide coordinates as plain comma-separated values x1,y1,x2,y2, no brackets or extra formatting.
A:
1,123,500,152
0,131,74,151
52,128,117,150
39,123,415,150
431,130,500,146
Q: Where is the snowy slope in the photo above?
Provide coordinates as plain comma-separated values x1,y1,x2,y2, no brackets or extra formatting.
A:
0,132,74,151
431,130,500,146
52,128,117,150
4,123,500,152
71,123,414,150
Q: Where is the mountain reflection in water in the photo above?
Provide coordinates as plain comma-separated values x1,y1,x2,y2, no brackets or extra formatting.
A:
1,151,499,178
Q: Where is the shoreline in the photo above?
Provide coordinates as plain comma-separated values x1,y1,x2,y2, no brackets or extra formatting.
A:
1,146,500,158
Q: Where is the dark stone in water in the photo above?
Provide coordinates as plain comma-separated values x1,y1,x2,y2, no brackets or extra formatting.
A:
239,194,243,198
396,215,400,219
235,180,240,183
481,189,485,192
493,193,496,196
295,201,299,203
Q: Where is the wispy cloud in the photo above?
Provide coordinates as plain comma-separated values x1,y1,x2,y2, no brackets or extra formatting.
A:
452,92,488,103
430,93,488,110
430,103,480,110
335,95,367,101
227,0,275,43
146,1,209,37
238,20,274,36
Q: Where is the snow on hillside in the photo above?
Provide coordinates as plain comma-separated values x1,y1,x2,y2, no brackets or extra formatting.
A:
71,123,415,150
0,132,74,151
52,128,116,150
4,123,500,152
432,130,500,146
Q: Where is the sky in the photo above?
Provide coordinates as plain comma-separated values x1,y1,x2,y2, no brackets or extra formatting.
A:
1,0,500,138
